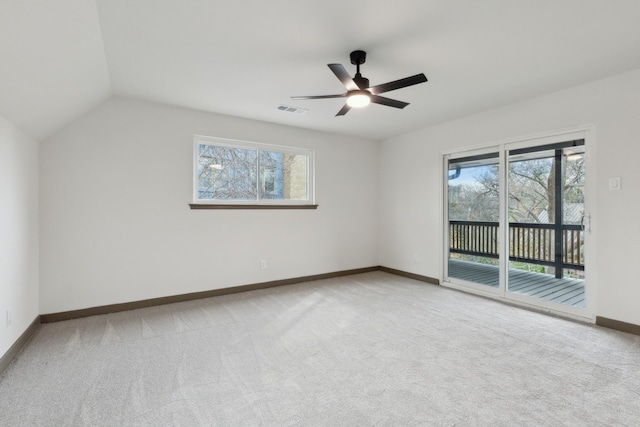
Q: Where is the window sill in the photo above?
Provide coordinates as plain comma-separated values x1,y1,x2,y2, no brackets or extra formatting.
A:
189,204,318,210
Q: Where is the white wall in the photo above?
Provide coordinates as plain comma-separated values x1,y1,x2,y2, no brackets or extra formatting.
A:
380,68,640,326
0,116,39,359
40,97,379,314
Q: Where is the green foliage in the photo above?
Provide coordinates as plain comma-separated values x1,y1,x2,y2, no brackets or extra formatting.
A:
450,253,498,266
508,261,545,273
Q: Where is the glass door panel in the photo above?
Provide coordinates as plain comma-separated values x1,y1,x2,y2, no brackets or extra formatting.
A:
447,153,500,288
506,142,585,308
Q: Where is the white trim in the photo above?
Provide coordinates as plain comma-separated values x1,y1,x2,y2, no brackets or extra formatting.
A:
440,124,595,157
441,155,448,282
445,145,500,162
582,127,597,317
502,131,586,152
194,135,313,155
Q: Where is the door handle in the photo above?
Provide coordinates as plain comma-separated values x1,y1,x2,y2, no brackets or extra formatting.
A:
581,213,591,233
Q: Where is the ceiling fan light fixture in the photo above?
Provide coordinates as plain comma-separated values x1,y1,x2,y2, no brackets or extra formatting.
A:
347,90,371,108
291,50,427,116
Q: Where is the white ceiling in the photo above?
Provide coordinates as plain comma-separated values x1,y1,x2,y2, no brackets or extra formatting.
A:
2,0,640,142
0,0,110,141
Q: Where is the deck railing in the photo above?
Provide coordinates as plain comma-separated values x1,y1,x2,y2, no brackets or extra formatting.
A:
449,220,584,271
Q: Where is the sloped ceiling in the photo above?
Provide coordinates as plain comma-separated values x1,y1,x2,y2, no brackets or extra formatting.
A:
0,0,111,141
2,0,640,142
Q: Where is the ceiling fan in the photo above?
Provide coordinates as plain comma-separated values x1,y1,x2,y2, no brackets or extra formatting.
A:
292,50,427,116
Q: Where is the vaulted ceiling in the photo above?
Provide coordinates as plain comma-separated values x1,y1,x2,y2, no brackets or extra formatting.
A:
2,0,640,142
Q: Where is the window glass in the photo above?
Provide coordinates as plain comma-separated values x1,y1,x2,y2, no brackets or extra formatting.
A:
194,137,313,204
198,144,257,200
259,150,308,200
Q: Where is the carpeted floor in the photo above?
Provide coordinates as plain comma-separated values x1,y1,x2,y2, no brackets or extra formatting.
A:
1,271,639,426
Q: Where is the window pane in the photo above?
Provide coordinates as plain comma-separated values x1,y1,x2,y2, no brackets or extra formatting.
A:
448,161,500,222
259,150,308,200
563,152,585,225
447,154,500,288
197,144,257,200
508,156,554,224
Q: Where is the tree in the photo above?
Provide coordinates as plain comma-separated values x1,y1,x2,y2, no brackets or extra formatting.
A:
197,144,308,201
466,153,585,224
448,164,500,221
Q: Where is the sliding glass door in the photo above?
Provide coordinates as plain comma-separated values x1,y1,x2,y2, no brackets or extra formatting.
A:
444,134,589,316
506,142,586,308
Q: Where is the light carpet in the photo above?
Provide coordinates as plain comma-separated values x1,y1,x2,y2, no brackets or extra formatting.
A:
1,271,639,426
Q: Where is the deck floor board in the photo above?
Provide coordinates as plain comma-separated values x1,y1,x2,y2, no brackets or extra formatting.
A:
448,259,585,308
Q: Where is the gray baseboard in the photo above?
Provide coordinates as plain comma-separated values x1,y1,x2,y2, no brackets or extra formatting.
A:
379,266,440,285
596,316,640,336
40,267,381,323
0,316,40,375
40,266,440,324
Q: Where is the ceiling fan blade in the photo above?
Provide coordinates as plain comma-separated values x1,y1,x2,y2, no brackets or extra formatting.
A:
336,103,351,116
291,94,346,100
328,64,359,91
369,73,427,95
370,95,409,109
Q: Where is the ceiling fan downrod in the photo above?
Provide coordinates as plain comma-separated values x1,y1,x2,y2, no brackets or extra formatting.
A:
350,50,369,89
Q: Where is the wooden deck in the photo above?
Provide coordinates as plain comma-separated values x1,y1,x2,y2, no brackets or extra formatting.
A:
448,259,585,308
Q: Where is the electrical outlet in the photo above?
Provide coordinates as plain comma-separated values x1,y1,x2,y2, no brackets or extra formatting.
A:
412,254,419,263
6,308,11,327
260,260,267,270
609,177,621,190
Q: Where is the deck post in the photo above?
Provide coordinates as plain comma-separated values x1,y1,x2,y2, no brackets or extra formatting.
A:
554,149,564,279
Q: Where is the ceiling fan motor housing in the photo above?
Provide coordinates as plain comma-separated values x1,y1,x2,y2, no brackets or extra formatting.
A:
354,75,370,89
350,50,367,65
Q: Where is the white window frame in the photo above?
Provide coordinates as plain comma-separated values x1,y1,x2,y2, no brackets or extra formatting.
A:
192,135,315,206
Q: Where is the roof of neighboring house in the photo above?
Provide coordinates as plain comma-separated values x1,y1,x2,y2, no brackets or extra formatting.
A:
538,203,584,224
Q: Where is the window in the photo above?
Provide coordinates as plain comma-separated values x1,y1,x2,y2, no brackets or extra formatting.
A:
192,136,315,208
